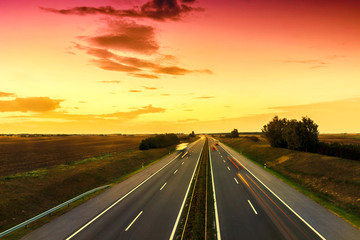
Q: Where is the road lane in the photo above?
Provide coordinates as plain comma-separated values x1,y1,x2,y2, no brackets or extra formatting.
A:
209,138,323,240
68,138,205,240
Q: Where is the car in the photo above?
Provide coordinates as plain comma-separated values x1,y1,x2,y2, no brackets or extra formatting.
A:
214,141,219,146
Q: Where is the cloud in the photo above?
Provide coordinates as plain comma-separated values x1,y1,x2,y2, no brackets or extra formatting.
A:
79,101,86,103
161,94,170,96
90,58,140,72
196,96,215,99
40,0,202,21
224,105,232,108
0,92,15,98
43,1,212,78
129,90,142,93
129,73,159,79
83,20,159,54
154,66,191,75
184,109,193,111
0,97,63,113
99,80,121,83
178,118,199,122
284,59,326,64
103,104,165,119
143,86,158,90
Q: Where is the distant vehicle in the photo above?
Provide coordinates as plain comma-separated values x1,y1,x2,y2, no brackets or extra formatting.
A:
176,143,188,151
214,141,219,146
176,143,189,158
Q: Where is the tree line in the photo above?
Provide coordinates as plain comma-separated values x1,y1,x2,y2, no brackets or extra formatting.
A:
262,116,360,160
139,134,179,150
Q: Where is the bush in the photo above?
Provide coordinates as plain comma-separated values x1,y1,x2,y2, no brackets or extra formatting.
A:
262,116,288,148
139,134,179,150
317,142,360,161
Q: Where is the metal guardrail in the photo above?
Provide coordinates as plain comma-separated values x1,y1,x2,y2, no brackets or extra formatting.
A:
0,184,110,238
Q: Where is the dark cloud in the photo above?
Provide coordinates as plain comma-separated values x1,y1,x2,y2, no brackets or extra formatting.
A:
0,92,15,98
40,0,202,21
0,97,63,113
83,20,159,54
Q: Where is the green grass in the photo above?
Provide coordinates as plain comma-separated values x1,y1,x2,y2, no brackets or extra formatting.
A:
221,137,360,229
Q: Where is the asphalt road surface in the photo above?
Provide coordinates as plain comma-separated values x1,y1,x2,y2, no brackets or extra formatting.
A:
209,137,324,240
22,138,205,240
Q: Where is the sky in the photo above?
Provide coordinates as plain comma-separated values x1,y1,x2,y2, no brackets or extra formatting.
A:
1,0,360,134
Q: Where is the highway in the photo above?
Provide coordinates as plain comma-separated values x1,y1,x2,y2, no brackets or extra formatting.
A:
209,137,324,240
67,138,205,240
22,138,205,240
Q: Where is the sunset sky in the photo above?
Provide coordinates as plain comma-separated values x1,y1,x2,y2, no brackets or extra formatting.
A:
1,0,360,134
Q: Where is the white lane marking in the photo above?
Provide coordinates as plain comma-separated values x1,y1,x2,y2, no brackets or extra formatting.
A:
209,143,222,240
125,211,143,231
160,182,167,191
182,162,184,165
66,152,182,240
174,169,178,174
169,140,206,240
220,143,326,240
248,200,258,215
223,160,225,163
234,178,239,184
227,166,230,171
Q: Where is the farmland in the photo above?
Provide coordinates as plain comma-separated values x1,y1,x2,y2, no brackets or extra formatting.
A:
0,135,144,176
0,135,173,236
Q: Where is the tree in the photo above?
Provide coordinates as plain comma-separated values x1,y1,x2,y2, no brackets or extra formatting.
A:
230,129,239,138
189,131,195,138
262,116,287,148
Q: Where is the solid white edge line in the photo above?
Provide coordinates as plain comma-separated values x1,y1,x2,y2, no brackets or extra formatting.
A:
209,140,222,240
160,182,167,191
248,200,258,215
234,178,239,184
125,211,143,231
174,169,178,174
182,162,184,165
65,152,183,240
169,139,205,240
219,141,327,240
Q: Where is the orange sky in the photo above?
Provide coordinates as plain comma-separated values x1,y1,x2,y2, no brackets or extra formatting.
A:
1,0,360,134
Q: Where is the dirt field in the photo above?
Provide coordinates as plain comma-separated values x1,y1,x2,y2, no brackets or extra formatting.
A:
0,135,146,176
319,134,360,145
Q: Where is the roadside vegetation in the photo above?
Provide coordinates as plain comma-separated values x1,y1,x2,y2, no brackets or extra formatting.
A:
220,135,360,228
262,116,360,160
139,134,179,150
0,135,172,237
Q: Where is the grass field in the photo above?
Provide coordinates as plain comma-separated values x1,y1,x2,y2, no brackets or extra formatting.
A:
0,135,174,235
220,135,360,228
319,134,360,145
